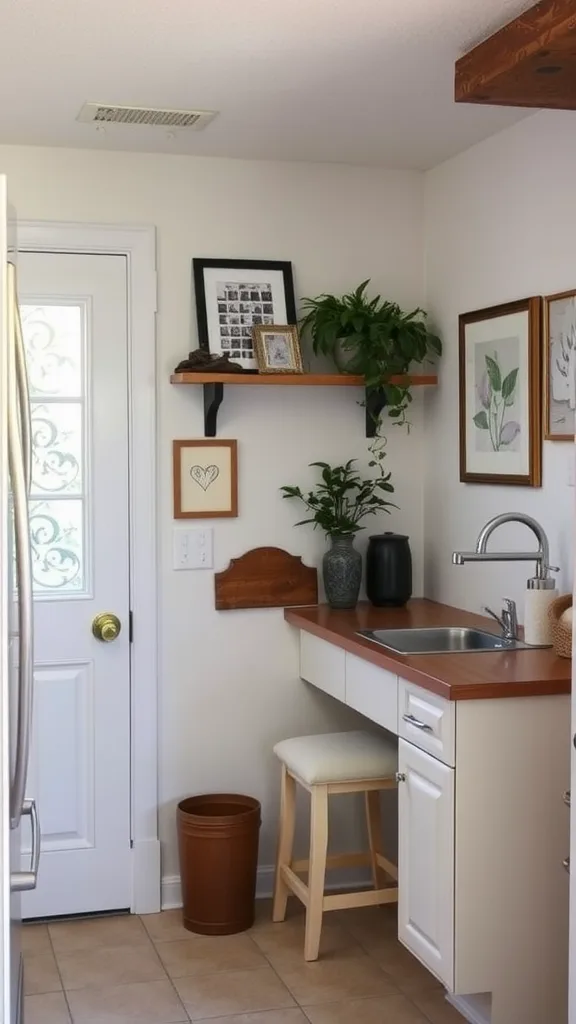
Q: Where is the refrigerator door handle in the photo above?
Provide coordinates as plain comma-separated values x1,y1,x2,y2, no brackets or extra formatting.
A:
10,799,41,892
12,268,31,493
7,262,34,830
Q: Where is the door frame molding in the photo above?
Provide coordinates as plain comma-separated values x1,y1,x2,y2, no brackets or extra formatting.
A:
17,221,160,913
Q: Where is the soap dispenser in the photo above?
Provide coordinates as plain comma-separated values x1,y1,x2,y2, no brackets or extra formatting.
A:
524,573,558,646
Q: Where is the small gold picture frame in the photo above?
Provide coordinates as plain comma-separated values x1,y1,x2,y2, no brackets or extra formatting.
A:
253,324,303,374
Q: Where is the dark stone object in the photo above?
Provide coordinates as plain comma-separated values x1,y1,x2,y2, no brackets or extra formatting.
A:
323,535,362,610
366,532,412,607
174,350,253,374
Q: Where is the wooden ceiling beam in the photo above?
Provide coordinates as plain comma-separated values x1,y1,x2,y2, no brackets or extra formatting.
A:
455,0,576,110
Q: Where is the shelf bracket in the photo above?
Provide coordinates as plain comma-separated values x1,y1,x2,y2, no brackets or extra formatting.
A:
204,382,224,436
365,389,387,437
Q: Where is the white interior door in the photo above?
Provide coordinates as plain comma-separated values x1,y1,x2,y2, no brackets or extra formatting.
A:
565,444,569,1019
17,251,131,919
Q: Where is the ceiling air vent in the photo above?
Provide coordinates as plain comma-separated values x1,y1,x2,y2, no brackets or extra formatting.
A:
77,103,218,130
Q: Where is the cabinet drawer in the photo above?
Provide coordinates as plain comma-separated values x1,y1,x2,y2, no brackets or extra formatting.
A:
345,653,397,734
398,679,455,766
300,632,345,702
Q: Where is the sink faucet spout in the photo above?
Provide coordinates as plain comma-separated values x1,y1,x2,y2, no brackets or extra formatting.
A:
452,513,557,580
476,513,550,576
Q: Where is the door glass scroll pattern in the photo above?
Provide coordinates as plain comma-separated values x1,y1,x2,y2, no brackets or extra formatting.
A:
21,303,88,596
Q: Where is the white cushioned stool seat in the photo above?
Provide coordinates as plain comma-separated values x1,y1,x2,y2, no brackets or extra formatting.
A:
273,730,397,785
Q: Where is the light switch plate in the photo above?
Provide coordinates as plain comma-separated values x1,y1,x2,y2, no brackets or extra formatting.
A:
173,528,214,570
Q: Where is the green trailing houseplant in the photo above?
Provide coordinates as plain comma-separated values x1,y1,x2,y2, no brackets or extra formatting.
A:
300,280,442,427
280,439,395,536
280,440,396,608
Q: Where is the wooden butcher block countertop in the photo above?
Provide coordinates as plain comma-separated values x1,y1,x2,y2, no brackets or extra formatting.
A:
284,599,571,701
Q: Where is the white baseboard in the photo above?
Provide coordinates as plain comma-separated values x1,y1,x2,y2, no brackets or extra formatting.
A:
161,875,184,911
132,838,162,914
161,866,372,911
446,993,492,1024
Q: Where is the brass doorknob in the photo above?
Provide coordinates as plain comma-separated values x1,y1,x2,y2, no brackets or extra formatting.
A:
92,612,121,643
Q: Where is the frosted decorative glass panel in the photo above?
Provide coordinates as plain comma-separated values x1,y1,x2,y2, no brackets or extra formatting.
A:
21,305,83,398
31,403,82,495
21,301,89,597
30,499,84,592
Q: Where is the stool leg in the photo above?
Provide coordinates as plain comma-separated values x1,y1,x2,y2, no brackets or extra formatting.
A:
304,784,328,962
272,766,297,923
365,790,387,890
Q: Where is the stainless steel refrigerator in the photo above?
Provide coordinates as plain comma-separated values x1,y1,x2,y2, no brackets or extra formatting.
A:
0,173,39,1023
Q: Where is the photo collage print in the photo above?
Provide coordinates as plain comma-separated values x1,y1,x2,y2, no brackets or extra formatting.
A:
217,280,276,360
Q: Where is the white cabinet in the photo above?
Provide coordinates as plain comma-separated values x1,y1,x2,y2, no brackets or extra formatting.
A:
300,633,345,702
345,653,397,733
398,738,454,989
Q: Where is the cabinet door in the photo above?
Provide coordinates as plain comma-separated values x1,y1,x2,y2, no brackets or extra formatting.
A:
398,739,454,989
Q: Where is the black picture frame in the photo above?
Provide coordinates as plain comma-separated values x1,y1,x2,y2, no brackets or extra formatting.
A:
193,258,297,370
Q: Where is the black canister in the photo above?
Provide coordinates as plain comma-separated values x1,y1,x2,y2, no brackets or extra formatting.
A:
366,532,412,607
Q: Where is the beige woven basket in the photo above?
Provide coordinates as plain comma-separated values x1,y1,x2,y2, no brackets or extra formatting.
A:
548,594,573,659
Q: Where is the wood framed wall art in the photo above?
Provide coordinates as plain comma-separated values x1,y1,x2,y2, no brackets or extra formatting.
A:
173,439,238,518
193,258,296,371
459,297,542,487
544,289,576,441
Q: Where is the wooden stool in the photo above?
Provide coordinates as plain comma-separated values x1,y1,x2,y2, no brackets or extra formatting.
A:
272,730,398,961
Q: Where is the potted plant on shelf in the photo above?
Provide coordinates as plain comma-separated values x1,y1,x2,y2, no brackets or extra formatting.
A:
280,440,396,609
300,280,441,428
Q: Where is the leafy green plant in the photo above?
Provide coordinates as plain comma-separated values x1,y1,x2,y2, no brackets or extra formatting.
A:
280,437,395,537
300,280,441,427
473,352,520,452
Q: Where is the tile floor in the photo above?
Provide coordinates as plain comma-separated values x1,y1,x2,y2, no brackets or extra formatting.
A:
23,900,466,1023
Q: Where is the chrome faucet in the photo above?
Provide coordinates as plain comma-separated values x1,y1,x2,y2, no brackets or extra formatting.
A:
452,513,558,581
484,598,519,642
452,513,559,641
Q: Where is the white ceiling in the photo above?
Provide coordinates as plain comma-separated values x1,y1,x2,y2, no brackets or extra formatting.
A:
0,0,536,169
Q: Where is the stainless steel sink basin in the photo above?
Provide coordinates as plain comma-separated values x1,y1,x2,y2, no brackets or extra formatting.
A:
357,626,531,655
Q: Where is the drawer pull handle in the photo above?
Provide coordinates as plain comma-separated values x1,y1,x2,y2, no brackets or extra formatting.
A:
402,713,433,732
395,772,407,784
563,791,571,807
563,857,570,874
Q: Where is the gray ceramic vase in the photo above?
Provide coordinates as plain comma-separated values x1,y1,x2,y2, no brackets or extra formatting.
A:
323,535,362,609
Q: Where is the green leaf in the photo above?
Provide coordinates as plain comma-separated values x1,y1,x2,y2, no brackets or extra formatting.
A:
501,367,519,401
484,355,501,392
428,334,442,356
473,411,489,430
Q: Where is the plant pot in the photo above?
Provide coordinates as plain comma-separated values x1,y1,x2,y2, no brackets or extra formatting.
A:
334,339,357,373
322,535,362,609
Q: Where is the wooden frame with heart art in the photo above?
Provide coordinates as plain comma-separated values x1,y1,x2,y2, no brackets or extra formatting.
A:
173,439,238,519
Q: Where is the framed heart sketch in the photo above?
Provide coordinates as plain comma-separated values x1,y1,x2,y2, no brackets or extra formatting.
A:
459,297,542,487
173,439,238,518
544,289,576,441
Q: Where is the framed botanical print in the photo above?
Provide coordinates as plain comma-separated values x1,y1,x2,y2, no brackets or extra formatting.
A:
544,289,576,440
173,439,238,519
193,258,296,371
459,297,542,487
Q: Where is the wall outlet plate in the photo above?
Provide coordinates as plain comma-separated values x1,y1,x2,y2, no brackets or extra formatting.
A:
173,527,214,570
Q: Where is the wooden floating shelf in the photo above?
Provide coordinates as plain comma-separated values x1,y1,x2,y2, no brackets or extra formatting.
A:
170,372,437,387
169,372,438,437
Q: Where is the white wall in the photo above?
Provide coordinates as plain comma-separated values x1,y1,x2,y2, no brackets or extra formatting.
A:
0,145,425,882
424,111,576,616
